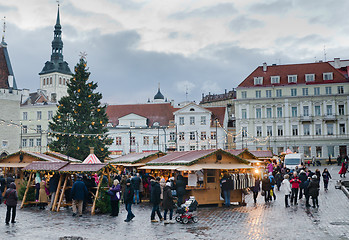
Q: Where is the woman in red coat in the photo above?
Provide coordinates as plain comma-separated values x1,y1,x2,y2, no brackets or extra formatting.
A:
339,160,347,178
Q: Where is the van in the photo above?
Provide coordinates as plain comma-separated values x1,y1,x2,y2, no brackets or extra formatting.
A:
284,153,303,170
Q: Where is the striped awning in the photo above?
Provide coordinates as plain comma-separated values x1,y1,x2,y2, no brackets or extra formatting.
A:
82,154,101,164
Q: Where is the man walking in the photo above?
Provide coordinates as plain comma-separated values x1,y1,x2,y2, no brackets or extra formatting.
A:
131,173,141,204
71,175,88,217
124,179,135,222
150,177,163,222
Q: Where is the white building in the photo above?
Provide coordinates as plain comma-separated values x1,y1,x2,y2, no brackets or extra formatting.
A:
235,60,349,160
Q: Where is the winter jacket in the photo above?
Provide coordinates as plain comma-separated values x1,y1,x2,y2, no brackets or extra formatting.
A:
303,179,310,196
49,174,59,193
4,182,17,207
251,179,260,193
110,184,121,201
322,171,332,181
151,181,161,205
267,163,273,173
281,179,291,195
275,173,283,186
160,178,166,199
71,179,88,201
298,172,307,188
124,185,134,204
220,177,230,191
269,175,276,188
162,185,174,210
38,181,48,203
176,176,186,196
131,176,141,191
308,180,320,197
262,177,271,191
0,176,6,192
6,176,14,189
290,177,301,189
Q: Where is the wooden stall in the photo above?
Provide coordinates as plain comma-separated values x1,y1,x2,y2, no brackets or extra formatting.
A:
140,149,255,206
44,152,82,163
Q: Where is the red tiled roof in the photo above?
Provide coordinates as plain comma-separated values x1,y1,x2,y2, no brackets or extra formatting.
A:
205,106,226,126
0,46,9,89
109,151,160,164
238,62,348,88
249,150,273,158
106,103,176,127
59,163,107,173
23,161,69,171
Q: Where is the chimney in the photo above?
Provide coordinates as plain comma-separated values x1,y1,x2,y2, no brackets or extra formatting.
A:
263,62,267,72
334,58,340,69
89,147,94,154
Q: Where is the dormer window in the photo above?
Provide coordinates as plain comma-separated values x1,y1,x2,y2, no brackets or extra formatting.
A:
254,77,263,85
323,72,333,80
190,108,195,111
288,75,297,83
305,74,315,82
270,76,280,84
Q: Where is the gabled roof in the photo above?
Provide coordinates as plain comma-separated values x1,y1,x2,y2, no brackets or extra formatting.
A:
0,43,17,89
249,150,273,158
59,163,109,173
22,161,69,172
0,151,64,162
83,154,101,164
238,62,348,88
106,103,176,127
44,152,81,162
21,91,50,105
109,151,162,164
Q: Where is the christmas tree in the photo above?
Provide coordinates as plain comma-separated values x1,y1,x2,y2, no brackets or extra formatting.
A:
49,57,112,161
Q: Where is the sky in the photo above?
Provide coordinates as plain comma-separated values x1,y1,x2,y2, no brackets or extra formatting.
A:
2,0,349,104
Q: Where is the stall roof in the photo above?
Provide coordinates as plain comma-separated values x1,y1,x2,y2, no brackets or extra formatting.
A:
0,151,65,163
139,165,180,170
82,154,102,164
44,152,82,162
0,163,30,168
249,150,273,158
121,163,146,167
177,164,254,171
22,161,69,171
58,163,108,173
109,151,162,164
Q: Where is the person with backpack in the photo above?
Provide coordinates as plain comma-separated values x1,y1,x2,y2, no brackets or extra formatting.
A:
4,182,18,224
262,175,271,203
322,168,332,191
109,179,121,217
268,172,276,201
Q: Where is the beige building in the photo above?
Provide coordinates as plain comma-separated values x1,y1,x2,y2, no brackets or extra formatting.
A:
235,60,349,160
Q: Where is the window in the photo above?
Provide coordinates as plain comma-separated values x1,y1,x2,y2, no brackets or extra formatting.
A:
277,147,284,155
190,146,196,151
338,86,344,94
328,146,334,158
59,77,62,84
256,126,262,137
291,107,297,117
340,124,346,135
325,87,332,95
271,76,280,84
303,124,310,136
169,132,175,141
323,72,333,80
131,136,136,145
200,132,206,140
327,123,333,135
314,87,320,96
277,107,282,118
190,116,195,125
200,116,206,125
241,91,247,99
153,136,158,145
303,106,309,117
143,136,149,145
36,139,41,146
292,125,298,136
266,90,272,98
339,105,345,115
266,108,272,118
179,132,184,141
37,111,42,120
242,127,247,137
302,88,308,96
22,139,27,147
23,112,28,120
267,126,272,136
211,131,216,140
276,89,282,97
316,146,322,158
315,124,321,135
201,145,206,150
63,78,66,85
179,117,184,125
43,78,45,86
254,77,263,85
115,137,122,145
291,89,297,96
288,75,297,83
29,139,34,147
277,125,283,136
305,74,315,82
326,105,332,116
304,146,311,158
241,109,247,119
179,146,185,151
2,140,8,148
48,111,53,119
50,77,52,84
130,121,135,127
22,125,27,134
190,132,196,140
256,108,261,119
315,106,321,116
292,146,299,153
255,90,261,98
206,169,216,183
36,125,41,133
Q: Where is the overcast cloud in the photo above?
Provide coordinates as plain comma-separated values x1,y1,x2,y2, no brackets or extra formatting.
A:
2,0,349,104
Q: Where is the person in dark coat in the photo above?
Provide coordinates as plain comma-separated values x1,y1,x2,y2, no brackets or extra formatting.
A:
71,175,88,217
252,178,260,204
298,170,307,199
176,175,186,206
131,173,141,204
49,173,59,207
303,177,311,207
220,174,231,207
124,178,135,222
322,168,332,191
6,174,14,189
0,175,6,203
4,182,17,224
109,179,121,217
163,181,174,224
150,177,163,222
308,175,320,208
275,172,283,191
262,175,271,203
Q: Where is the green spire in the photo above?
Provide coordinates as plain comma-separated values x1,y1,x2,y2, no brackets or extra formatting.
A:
51,4,63,62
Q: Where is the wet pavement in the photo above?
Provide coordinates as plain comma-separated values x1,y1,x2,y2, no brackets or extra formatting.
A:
1,165,349,240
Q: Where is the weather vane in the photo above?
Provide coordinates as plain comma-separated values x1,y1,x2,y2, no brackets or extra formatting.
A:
56,0,60,7
2,16,5,42
79,51,88,59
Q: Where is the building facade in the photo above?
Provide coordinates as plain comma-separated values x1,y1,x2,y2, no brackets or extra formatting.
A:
235,60,349,159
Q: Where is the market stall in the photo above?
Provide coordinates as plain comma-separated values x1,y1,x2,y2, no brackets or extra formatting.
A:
140,149,255,206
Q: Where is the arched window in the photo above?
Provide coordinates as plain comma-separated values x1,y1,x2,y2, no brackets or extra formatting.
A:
59,77,62,84
63,78,66,85
50,77,53,84
43,78,45,86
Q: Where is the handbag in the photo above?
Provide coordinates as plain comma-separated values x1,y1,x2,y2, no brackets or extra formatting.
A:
171,189,177,197
261,191,265,196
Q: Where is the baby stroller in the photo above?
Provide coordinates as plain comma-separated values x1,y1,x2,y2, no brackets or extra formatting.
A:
175,196,198,224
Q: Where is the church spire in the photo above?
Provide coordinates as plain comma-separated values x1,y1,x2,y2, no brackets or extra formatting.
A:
51,3,63,62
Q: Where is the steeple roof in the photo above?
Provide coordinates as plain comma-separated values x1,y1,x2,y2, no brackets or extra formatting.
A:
0,40,18,90
39,5,72,75
154,84,165,100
